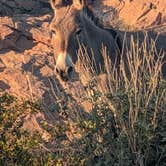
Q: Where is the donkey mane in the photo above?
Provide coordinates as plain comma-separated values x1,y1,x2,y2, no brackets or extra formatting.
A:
81,6,122,53
82,6,99,25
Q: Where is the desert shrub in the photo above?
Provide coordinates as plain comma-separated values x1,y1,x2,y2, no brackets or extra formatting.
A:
0,93,56,165
61,34,166,165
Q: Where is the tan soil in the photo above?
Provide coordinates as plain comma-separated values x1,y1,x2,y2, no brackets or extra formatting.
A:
100,0,166,29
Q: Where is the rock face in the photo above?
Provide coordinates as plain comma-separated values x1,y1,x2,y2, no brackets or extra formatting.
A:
0,0,50,16
0,1,53,100
101,0,166,29
0,0,165,150
0,0,166,100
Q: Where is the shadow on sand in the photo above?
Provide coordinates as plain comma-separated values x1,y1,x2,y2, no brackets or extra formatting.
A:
0,0,53,54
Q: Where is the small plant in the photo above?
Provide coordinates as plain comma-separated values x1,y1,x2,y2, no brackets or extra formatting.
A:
0,93,57,165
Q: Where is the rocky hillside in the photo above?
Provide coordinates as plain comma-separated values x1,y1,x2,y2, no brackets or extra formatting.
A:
0,1,166,165
1,0,166,99
0,0,166,109
94,0,166,30
0,0,50,16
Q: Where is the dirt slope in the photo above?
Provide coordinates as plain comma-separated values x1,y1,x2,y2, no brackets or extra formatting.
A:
100,0,166,29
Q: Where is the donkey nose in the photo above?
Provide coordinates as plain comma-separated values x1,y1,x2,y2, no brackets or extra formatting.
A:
56,68,68,81
55,66,74,81
67,66,73,75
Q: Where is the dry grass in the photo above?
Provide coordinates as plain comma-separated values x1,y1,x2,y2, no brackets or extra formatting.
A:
73,33,166,165
0,33,165,165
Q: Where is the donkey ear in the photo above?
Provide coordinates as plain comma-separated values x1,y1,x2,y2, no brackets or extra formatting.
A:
73,0,93,8
50,0,56,10
73,0,84,9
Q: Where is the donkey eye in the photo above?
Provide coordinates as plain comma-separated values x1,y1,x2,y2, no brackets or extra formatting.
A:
51,29,56,35
76,29,82,35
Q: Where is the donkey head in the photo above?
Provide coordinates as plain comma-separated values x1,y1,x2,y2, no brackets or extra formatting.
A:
50,0,95,81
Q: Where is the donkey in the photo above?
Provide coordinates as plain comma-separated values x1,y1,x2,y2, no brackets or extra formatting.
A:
50,0,122,81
